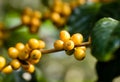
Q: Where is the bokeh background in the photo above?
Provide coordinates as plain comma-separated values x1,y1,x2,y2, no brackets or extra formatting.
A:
0,0,120,82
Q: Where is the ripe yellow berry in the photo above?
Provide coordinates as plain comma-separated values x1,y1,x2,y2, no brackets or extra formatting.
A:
23,7,33,16
28,38,39,49
71,33,83,45
24,64,35,73
74,47,86,61
30,17,40,27
63,40,74,51
53,5,62,13
21,15,31,25
10,59,21,70
25,43,31,53
51,12,61,23
38,40,45,49
57,17,66,27
28,58,40,64
0,56,6,71
30,50,41,60
2,65,13,74
62,3,71,16
15,42,25,51
33,11,42,19
8,47,19,59
60,30,70,42
18,51,29,60
54,40,64,50
53,0,63,6
79,46,86,51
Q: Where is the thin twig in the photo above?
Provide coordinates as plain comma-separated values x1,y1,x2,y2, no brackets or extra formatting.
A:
40,41,91,54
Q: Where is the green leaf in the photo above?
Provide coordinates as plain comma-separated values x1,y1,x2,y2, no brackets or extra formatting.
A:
91,17,120,61
96,1,120,21
67,3,101,40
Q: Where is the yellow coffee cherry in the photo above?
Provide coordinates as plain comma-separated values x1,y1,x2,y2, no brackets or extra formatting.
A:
57,17,66,27
62,3,71,16
18,51,29,60
28,58,40,64
0,56,6,71
15,42,25,51
79,46,86,51
23,7,33,16
30,50,41,60
33,11,42,19
51,12,61,23
21,15,31,25
54,40,64,50
60,30,70,42
8,47,19,59
53,5,62,13
30,17,40,27
2,65,13,74
38,40,45,49
63,40,74,51
53,0,63,6
24,64,35,73
28,38,39,49
10,59,21,70
74,47,86,61
25,43,31,53
71,33,83,45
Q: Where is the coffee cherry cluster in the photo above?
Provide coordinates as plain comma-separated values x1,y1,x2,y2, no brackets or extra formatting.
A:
54,30,86,61
21,7,42,33
43,0,86,28
0,38,45,74
50,0,71,27
0,30,89,74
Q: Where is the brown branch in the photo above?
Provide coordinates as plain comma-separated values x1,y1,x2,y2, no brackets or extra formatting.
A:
40,41,91,54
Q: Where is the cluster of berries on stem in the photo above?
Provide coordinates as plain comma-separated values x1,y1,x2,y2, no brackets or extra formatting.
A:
0,30,90,74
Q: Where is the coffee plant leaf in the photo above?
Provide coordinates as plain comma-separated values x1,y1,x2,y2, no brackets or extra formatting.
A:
96,1,120,21
91,17,120,61
67,3,101,40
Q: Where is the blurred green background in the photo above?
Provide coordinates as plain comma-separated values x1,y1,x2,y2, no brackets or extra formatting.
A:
0,0,120,82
